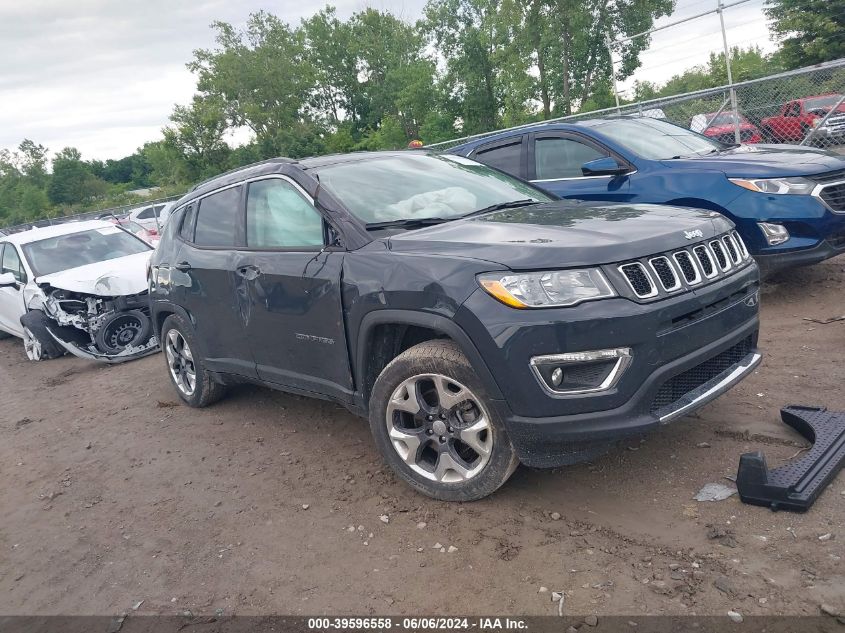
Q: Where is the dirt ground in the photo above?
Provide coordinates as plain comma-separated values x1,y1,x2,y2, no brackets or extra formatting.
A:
1,256,843,620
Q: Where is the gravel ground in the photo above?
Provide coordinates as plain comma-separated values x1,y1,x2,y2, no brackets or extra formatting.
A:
0,256,843,619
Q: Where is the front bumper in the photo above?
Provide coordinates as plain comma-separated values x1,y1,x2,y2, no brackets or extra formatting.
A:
457,263,761,467
493,321,759,467
754,238,845,275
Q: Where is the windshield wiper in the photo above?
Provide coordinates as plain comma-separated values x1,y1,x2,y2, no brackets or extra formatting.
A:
461,199,541,218
365,217,452,230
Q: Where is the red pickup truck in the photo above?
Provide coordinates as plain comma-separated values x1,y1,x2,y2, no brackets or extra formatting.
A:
761,93,845,143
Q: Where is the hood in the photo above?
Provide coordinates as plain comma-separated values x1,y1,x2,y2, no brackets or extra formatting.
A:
660,144,845,177
386,201,730,270
36,251,151,296
705,122,758,135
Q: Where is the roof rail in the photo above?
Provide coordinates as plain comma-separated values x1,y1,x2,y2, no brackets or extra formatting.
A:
189,157,298,192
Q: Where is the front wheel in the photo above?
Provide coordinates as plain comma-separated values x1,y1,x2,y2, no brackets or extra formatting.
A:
369,340,519,501
161,314,226,407
20,310,64,361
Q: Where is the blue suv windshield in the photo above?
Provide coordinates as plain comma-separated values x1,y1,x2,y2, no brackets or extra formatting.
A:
594,118,724,160
313,153,551,224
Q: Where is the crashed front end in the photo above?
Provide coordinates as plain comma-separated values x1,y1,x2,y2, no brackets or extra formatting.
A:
39,266,159,363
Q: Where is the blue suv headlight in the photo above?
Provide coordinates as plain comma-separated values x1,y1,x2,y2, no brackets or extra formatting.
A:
729,177,815,195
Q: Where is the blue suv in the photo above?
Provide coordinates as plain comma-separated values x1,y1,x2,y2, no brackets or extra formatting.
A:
447,117,845,274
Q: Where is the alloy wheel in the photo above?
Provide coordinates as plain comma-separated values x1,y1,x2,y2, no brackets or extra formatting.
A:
165,329,196,396
385,373,492,483
22,326,42,361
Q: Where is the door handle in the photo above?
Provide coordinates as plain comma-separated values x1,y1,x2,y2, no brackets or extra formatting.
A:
236,265,261,281
174,261,192,272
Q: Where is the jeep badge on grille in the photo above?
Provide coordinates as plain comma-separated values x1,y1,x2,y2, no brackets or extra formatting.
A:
684,229,704,240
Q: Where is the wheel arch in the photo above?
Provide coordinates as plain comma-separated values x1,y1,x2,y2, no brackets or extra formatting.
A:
355,310,504,411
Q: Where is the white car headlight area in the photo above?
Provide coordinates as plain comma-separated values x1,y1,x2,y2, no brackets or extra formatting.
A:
478,268,616,308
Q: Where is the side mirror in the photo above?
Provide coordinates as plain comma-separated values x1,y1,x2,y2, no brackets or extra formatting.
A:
582,156,628,177
0,272,17,288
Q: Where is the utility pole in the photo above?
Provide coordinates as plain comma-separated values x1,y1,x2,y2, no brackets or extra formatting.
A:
717,0,741,144
606,35,622,113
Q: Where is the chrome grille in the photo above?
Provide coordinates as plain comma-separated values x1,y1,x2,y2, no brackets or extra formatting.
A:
710,240,730,270
673,251,700,284
619,263,657,298
811,169,845,213
731,230,748,258
693,245,716,277
616,231,753,300
649,256,680,291
722,234,741,264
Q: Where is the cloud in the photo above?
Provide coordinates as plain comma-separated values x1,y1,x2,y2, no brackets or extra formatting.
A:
0,0,770,161
0,0,426,161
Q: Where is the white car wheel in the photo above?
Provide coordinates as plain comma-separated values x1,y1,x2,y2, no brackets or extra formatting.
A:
22,326,44,361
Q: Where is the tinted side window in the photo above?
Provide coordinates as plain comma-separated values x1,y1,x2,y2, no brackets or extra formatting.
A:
179,204,197,241
473,141,522,176
534,137,606,180
1,244,26,283
247,179,324,249
136,207,155,219
194,186,241,247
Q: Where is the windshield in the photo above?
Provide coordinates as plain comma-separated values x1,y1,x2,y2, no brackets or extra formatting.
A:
594,118,723,159
805,95,844,111
709,113,745,126
312,153,551,225
22,226,151,276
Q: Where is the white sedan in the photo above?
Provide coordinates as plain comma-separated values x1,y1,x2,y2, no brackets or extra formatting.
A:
0,220,159,362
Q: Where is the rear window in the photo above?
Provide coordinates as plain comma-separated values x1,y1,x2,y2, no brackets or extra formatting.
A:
194,187,241,247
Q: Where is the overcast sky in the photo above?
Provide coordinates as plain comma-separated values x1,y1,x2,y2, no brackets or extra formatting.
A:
0,0,775,162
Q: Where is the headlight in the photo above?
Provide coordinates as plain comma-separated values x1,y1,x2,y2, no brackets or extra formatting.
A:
729,177,815,195
478,269,616,308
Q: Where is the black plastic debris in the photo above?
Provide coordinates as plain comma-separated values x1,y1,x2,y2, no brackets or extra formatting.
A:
737,405,845,512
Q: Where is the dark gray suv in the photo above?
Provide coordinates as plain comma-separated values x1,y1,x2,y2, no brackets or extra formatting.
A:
149,151,761,500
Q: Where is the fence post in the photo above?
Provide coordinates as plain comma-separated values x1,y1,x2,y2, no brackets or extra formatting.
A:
717,0,741,144
606,35,622,113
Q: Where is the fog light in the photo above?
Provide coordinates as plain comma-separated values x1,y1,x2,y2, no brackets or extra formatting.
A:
758,222,790,246
530,348,632,396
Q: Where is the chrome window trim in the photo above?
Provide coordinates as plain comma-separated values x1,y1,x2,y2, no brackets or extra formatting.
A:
618,262,658,298
672,250,702,285
647,256,681,292
529,349,632,398
530,170,638,184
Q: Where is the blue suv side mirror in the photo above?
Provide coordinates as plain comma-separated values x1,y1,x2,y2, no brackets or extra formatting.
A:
582,156,628,177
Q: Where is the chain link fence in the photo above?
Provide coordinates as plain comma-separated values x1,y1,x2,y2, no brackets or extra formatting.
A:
426,58,845,153
0,194,183,235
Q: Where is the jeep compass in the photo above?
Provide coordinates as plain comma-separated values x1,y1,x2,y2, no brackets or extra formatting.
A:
149,152,761,500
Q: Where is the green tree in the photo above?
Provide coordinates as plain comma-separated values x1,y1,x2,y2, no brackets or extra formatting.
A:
189,11,317,152
47,147,107,206
165,95,231,179
765,0,845,68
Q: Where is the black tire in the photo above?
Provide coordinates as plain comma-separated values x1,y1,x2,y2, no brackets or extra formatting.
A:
161,313,226,407
0,329,12,340
19,310,64,360
95,310,152,353
368,340,519,501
